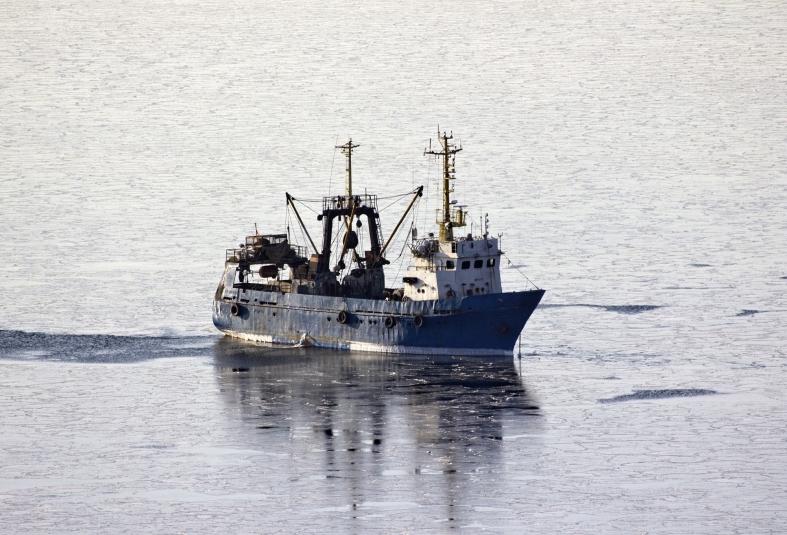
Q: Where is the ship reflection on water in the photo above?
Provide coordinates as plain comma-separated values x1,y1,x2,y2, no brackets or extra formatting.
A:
211,337,543,518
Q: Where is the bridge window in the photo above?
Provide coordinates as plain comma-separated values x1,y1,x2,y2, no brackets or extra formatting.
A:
461,261,470,269
474,260,483,268
487,258,496,267
446,260,455,270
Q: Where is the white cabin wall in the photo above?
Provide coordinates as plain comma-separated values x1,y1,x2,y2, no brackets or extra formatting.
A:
451,238,502,297
402,237,504,301
402,268,440,300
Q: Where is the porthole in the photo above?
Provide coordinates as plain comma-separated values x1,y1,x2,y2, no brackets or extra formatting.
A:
474,259,483,268
461,261,470,270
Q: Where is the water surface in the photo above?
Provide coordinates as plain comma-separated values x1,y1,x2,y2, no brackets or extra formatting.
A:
2,0,786,532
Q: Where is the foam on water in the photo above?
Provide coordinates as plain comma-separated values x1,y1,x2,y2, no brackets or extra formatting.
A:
598,388,718,404
541,304,663,314
0,329,216,363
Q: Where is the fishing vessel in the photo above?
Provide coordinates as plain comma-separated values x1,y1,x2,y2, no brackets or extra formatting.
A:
212,131,544,355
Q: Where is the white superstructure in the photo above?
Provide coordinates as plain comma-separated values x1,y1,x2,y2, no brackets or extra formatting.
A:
400,130,505,302
403,235,502,301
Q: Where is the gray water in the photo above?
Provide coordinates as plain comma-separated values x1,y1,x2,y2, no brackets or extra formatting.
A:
1,0,786,532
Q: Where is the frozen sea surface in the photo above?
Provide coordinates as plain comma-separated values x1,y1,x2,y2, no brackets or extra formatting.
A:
1,0,787,532
2,335,786,534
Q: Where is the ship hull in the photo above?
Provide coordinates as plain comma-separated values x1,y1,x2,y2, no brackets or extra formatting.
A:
213,289,545,356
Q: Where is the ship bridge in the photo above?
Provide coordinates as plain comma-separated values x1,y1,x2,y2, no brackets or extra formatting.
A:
403,234,502,300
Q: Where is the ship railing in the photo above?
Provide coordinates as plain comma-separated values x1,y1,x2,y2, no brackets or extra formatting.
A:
226,244,308,263
322,194,378,212
407,264,454,272
434,207,466,228
409,238,439,257
245,234,287,247
235,281,292,294
232,268,293,293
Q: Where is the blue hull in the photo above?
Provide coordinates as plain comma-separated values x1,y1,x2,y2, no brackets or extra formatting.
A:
213,289,545,356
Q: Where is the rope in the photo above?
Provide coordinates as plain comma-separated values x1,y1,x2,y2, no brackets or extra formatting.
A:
378,190,416,213
285,203,312,255
386,196,420,279
292,198,320,215
287,189,418,206
376,191,420,201
390,221,415,285
502,253,541,290
328,134,339,197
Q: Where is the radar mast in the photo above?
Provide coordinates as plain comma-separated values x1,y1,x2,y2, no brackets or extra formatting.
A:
425,129,465,242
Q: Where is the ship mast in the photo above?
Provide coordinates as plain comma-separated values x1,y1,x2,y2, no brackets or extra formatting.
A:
425,130,462,242
336,138,360,198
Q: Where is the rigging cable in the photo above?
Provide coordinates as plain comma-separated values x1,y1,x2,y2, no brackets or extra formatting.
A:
287,191,416,205
422,154,433,233
502,253,541,291
328,134,339,198
292,197,320,215
378,190,417,213
390,220,415,286
294,208,310,254
386,197,421,283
